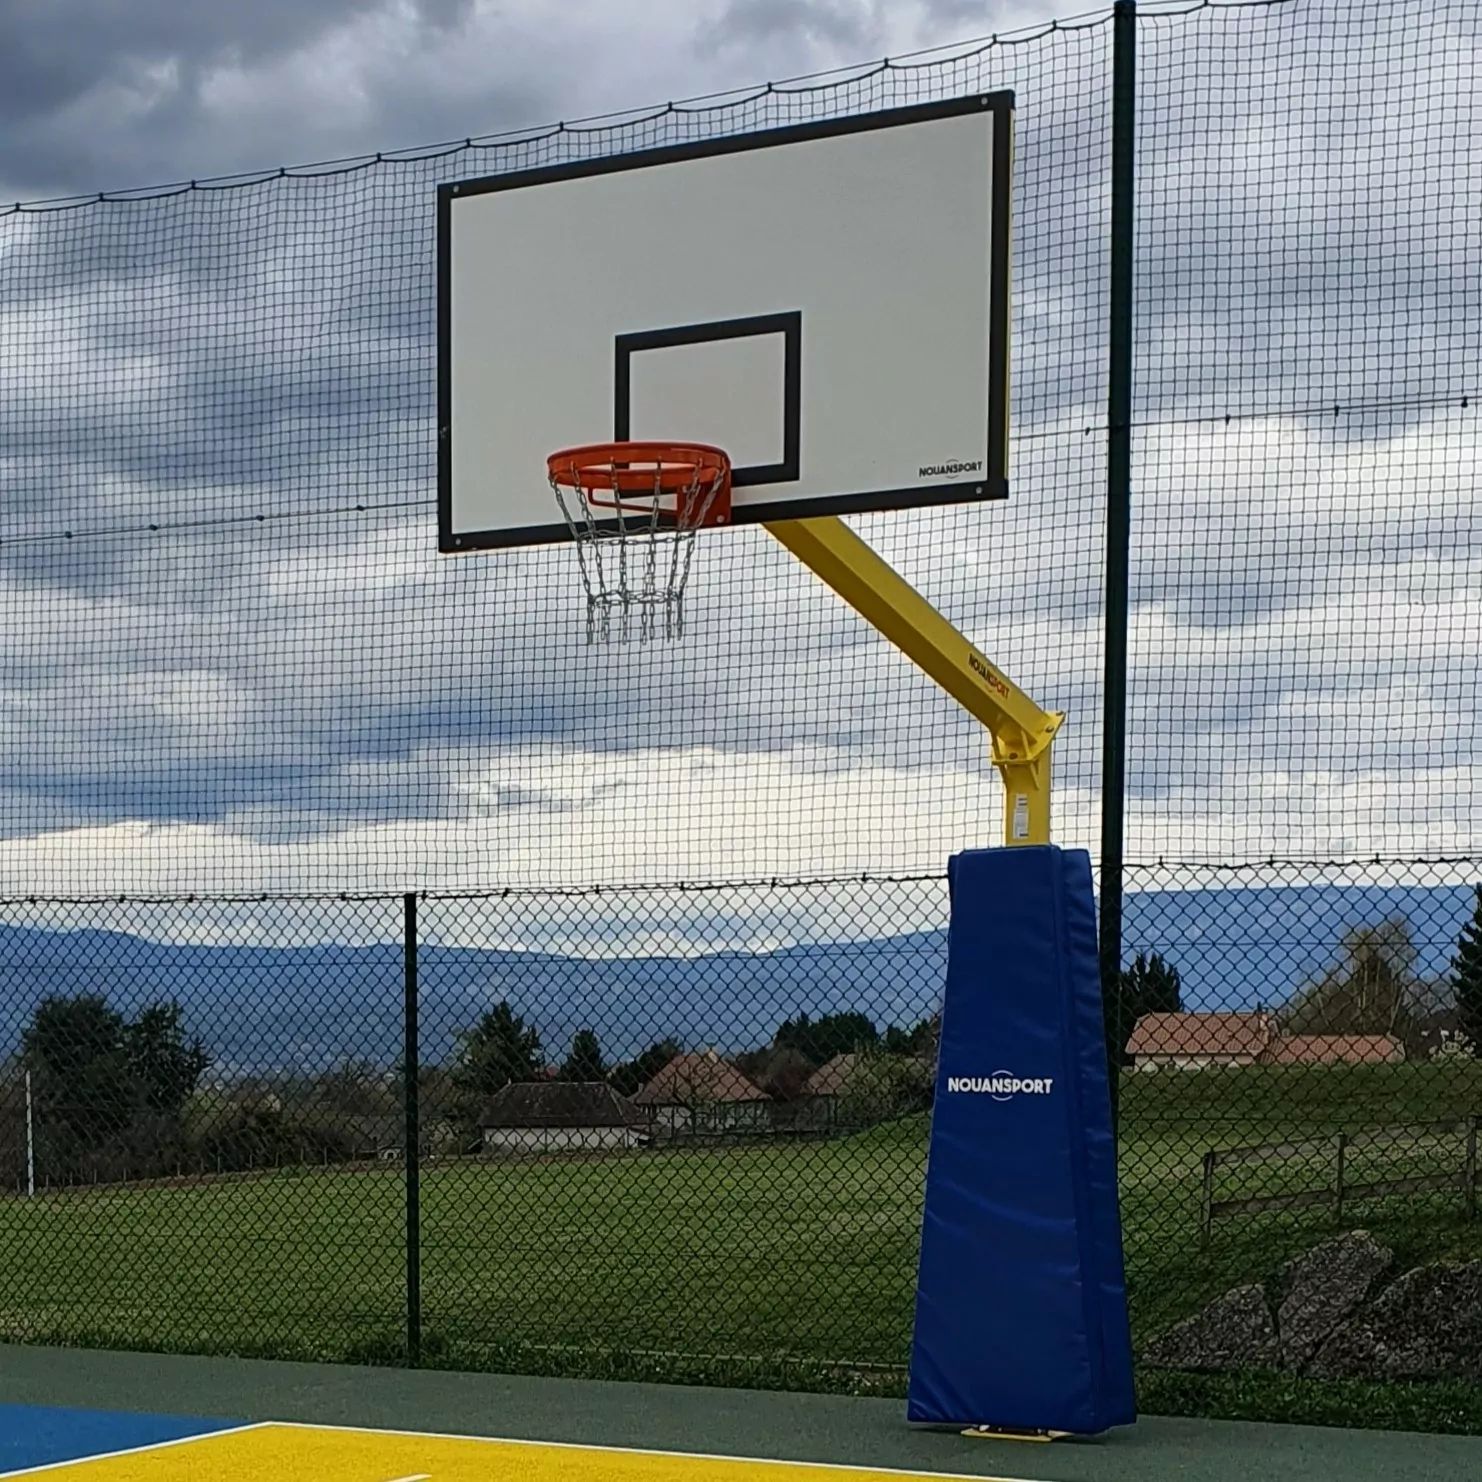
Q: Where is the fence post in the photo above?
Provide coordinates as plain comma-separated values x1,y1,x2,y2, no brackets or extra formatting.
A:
1199,1150,1215,1248
403,891,422,1368
24,1069,35,1198
1465,1116,1478,1222
1100,0,1137,1133
1333,1132,1348,1226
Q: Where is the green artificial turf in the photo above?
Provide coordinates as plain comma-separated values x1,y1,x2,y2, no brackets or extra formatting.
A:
2,1066,1480,1430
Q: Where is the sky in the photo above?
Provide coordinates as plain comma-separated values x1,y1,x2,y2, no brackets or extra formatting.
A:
0,0,1068,204
0,0,1478,947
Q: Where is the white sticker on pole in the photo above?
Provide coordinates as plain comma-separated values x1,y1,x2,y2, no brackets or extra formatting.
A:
1011,794,1031,841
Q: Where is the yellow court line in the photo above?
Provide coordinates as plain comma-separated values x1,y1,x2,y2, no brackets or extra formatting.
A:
3,1421,1046,1482
271,1420,1049,1481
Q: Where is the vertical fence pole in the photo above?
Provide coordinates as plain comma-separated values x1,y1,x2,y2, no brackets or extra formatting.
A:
1465,1116,1478,1222
1199,1150,1216,1249
25,1069,35,1198
1333,1132,1348,1227
403,891,422,1367
1101,0,1138,1130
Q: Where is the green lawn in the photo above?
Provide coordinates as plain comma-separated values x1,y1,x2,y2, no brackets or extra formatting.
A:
0,1121,928,1385
2,1064,1481,1421
1117,1061,1482,1343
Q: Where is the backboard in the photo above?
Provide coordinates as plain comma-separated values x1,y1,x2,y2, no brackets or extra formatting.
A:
438,93,1013,554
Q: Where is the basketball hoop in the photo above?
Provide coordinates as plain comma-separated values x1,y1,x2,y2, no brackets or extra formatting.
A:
547,441,732,642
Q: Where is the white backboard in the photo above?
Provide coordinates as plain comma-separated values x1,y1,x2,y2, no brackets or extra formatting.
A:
438,94,1013,552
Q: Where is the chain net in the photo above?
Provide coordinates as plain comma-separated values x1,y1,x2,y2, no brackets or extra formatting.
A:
548,443,731,643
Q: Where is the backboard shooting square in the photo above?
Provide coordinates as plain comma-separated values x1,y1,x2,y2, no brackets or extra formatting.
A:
616,313,802,487
437,92,1014,554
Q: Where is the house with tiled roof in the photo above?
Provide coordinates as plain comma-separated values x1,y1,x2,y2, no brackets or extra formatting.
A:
634,1049,769,1140
802,1053,859,1098
1260,1035,1405,1066
1126,1011,1276,1070
479,1081,648,1153
1127,1012,1409,1071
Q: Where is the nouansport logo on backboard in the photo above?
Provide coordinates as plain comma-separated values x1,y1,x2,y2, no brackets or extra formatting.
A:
919,458,984,479
945,1072,1054,1103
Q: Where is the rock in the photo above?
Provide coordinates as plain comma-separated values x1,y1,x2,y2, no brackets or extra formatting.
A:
1143,1283,1281,1373
1310,1261,1482,1382
1276,1230,1393,1369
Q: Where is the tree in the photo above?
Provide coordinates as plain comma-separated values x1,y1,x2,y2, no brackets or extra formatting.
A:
608,1038,681,1097
1122,952,1183,1018
883,1014,940,1059
20,994,213,1183
22,994,134,1152
391,1057,449,1115
451,1001,543,1135
1283,918,1429,1054
1106,952,1183,1070
1451,885,1482,1057
740,1045,813,1101
774,1011,879,1067
836,1046,936,1129
560,1029,605,1083
124,1002,211,1116
315,1057,395,1117
0,1058,29,1190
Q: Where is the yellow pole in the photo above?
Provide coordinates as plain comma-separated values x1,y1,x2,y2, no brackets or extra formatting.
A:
764,515,1063,845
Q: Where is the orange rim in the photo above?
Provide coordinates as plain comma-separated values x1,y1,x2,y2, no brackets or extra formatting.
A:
547,441,731,498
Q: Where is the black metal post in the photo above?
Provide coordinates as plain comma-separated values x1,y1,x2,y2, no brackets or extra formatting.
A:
1101,0,1137,1128
403,891,422,1367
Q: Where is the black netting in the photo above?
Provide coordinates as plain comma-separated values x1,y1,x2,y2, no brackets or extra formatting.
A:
1,0,1479,1422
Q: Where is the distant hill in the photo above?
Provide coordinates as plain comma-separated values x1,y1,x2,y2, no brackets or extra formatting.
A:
1121,882,1475,1017
0,926,947,1075
0,882,1473,1075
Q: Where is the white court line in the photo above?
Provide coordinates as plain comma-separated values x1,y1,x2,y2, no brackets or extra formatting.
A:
255,1420,1047,1482
384,1475,431,1481
0,1421,273,1479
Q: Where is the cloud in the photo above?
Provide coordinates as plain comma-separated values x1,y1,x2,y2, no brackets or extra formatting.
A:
0,397,1473,887
0,0,1476,896
0,1,480,199
706,0,1073,66
711,0,881,52
0,1,1063,204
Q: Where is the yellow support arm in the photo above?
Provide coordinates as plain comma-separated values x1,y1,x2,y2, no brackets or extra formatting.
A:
764,515,1064,847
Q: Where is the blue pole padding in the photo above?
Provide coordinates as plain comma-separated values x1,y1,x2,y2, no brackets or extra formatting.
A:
907,845,1135,1433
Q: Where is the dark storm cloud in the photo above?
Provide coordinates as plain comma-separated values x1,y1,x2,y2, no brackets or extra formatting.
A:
0,1,1065,203
0,11,1092,557
0,0,323,120
0,15,1103,550
0,0,531,201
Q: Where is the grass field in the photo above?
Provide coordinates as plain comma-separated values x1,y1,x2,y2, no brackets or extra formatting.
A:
0,1119,928,1383
2,1064,1482,1427
1117,1060,1482,1345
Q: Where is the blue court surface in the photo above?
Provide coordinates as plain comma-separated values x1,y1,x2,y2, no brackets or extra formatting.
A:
0,1405,243,1473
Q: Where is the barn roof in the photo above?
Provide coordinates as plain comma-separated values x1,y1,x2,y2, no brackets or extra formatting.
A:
803,1053,859,1096
633,1049,769,1105
479,1080,645,1128
1261,1034,1405,1066
1127,1012,1274,1059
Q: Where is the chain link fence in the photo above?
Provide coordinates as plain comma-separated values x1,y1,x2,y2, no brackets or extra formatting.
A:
2,860,1480,1396
0,882,947,1385
0,0,1480,1425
